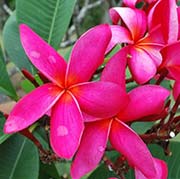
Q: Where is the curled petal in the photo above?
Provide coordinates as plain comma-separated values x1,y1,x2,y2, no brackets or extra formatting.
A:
101,47,128,89
110,119,156,178
119,85,170,122
128,47,157,84
148,0,178,43
106,25,132,53
20,24,67,87
66,24,111,86
109,7,147,41
135,158,168,179
71,81,128,118
50,92,84,159
71,119,112,179
4,83,61,133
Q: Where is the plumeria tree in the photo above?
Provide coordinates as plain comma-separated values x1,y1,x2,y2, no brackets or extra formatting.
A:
0,0,180,179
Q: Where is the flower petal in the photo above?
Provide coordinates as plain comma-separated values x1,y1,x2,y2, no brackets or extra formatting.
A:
135,158,168,179
101,47,128,89
50,92,84,159
109,7,147,41
119,85,170,122
148,0,178,43
173,81,180,100
128,47,157,84
123,0,138,7
71,81,128,118
4,83,61,133
20,24,67,87
71,119,112,179
160,41,180,81
66,24,111,86
110,119,156,178
106,25,132,53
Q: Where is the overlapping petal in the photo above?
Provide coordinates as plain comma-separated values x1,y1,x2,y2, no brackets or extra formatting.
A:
148,0,178,43
110,119,156,178
128,47,157,84
123,0,138,7
50,92,84,159
160,41,180,81
71,119,112,179
173,81,180,100
109,7,147,41
66,24,111,86
101,47,128,89
70,81,128,118
20,24,67,87
135,158,168,179
106,25,132,53
119,85,170,122
4,83,61,133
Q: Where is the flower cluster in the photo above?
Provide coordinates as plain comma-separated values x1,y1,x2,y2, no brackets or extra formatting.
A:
4,0,180,179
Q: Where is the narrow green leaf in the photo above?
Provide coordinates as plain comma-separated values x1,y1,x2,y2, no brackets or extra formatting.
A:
3,12,35,74
0,113,11,144
16,0,77,49
0,46,17,100
0,134,39,179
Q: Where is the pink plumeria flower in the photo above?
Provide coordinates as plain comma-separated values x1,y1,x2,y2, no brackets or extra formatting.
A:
70,48,169,179
108,7,164,84
4,24,127,159
159,41,180,82
148,0,178,44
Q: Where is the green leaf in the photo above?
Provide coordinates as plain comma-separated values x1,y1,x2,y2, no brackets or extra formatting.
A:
0,134,39,179
3,12,35,73
0,46,17,100
0,112,11,144
149,142,180,179
16,0,77,49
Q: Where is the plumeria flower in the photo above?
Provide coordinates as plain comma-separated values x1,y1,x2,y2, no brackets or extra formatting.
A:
159,41,180,82
107,7,164,84
4,24,127,159
70,48,169,179
148,0,178,44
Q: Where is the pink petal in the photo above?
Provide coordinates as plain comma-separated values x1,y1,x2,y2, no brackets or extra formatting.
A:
109,7,147,41
128,47,157,84
119,85,170,122
160,41,180,81
148,0,178,43
71,119,112,179
106,25,132,53
135,158,168,179
70,81,128,118
177,7,180,39
20,24,67,87
4,83,61,133
173,81,180,100
66,24,111,86
110,119,156,178
123,0,138,7
50,92,84,159
101,47,128,89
